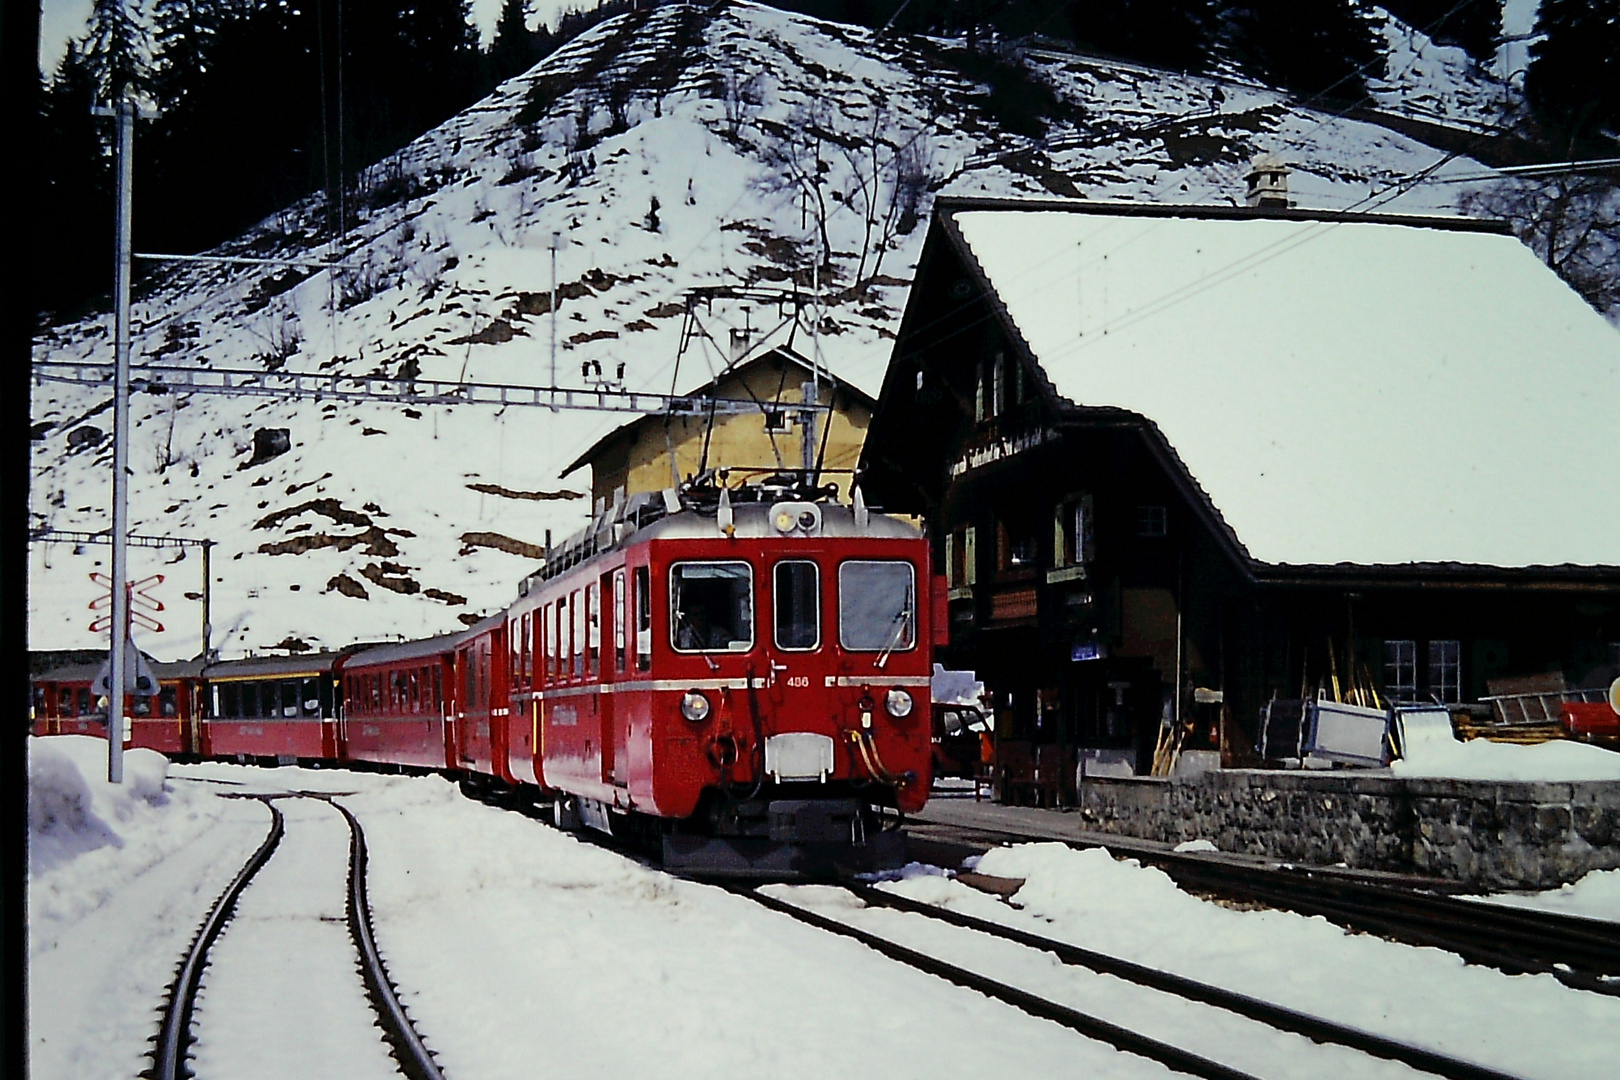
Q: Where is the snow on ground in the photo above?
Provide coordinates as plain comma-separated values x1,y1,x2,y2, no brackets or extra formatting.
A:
885,843,1620,1080
28,747,1620,1080
1477,868,1620,922
1392,722,1620,782
27,737,275,1080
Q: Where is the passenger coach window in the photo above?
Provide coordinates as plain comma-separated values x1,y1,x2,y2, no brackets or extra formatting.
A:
614,569,628,672
839,561,916,654
571,590,584,677
671,562,753,652
634,566,652,670
774,561,820,650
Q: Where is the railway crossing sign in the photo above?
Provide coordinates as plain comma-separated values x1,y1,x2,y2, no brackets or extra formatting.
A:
88,572,165,634
93,638,159,697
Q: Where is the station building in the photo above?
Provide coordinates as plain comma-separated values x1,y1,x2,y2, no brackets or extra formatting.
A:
859,197,1620,784
561,345,875,507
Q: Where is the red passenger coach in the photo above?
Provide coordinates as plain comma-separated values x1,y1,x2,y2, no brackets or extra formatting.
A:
340,634,459,771
33,657,205,756
201,653,344,763
513,478,939,875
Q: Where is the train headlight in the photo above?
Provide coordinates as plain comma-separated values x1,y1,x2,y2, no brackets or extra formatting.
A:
884,689,914,719
680,690,712,723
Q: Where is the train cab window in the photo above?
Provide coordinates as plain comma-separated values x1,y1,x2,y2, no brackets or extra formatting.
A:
159,687,178,717
432,667,442,712
774,561,820,651
58,687,72,715
634,566,652,671
302,678,321,718
839,561,916,654
614,569,628,673
79,687,93,716
281,680,301,719
133,694,152,716
671,562,753,652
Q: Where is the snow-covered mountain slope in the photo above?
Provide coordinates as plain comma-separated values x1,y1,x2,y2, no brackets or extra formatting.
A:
30,1,1513,661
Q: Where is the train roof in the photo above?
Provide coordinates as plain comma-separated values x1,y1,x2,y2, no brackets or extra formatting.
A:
34,655,206,683
202,652,348,680
343,632,464,668
521,479,921,597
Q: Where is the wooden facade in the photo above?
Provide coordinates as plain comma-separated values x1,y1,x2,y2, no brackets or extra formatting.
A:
860,198,1620,776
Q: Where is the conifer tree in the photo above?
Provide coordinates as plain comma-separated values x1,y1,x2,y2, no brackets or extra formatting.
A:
85,0,148,100
39,42,115,316
150,0,225,113
1525,0,1620,150
489,0,541,84
1219,0,1386,101
1067,0,1216,73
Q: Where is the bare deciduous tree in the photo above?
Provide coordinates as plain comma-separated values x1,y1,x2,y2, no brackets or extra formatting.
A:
1461,174,1620,320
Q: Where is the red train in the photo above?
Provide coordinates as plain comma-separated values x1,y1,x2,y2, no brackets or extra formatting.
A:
32,478,940,875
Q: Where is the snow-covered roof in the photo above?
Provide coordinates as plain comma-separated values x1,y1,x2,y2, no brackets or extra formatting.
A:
945,201,1620,569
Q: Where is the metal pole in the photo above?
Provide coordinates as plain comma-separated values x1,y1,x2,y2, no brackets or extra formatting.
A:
201,540,214,661
109,96,135,784
549,233,560,411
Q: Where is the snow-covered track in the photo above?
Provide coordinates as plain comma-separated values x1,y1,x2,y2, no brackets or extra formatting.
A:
330,799,449,1080
733,884,1263,1080
841,882,1524,1080
146,794,446,1080
921,821,1620,994
148,797,286,1080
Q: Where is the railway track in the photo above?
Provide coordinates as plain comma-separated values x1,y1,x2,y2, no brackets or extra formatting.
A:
147,794,446,1080
912,819,1620,995
735,882,1530,1080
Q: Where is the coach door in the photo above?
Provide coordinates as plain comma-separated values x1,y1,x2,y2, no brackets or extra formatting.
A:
606,568,630,788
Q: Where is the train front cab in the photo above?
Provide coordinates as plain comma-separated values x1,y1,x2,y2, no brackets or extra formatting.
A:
524,500,940,875
202,654,342,763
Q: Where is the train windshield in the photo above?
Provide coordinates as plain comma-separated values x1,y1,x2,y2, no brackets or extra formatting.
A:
774,561,820,650
839,561,916,655
671,562,753,652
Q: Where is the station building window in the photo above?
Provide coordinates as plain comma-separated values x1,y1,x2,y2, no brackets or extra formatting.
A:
1054,494,1095,566
1136,505,1168,538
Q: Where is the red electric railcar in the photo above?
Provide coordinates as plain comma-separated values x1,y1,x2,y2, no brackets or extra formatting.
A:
509,480,940,874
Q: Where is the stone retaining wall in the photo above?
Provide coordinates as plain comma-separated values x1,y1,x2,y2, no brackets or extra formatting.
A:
1074,769,1620,889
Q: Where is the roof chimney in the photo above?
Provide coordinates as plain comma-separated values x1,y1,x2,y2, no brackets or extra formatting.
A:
1244,154,1291,209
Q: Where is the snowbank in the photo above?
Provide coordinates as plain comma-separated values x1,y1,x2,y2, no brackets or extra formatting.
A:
29,735,170,876
1392,734,1620,782
1480,868,1620,922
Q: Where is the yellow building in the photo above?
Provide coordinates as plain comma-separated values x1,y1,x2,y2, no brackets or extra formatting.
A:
560,347,874,506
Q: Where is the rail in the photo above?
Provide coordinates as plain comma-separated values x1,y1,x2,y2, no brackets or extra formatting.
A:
844,882,1524,1080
